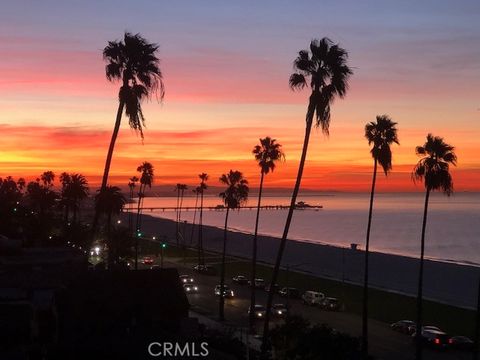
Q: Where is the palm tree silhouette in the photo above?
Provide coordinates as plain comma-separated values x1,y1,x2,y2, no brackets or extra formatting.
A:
100,33,164,190
174,183,188,246
128,176,139,232
94,185,126,265
67,174,89,224
134,161,154,270
93,32,164,238
197,173,208,265
361,115,399,358
412,134,456,360
178,184,188,246
249,137,284,332
60,172,72,224
189,186,201,246
218,170,249,321
262,38,352,354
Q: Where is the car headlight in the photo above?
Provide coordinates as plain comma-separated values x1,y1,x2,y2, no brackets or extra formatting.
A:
278,310,282,314
194,287,198,291
186,288,190,291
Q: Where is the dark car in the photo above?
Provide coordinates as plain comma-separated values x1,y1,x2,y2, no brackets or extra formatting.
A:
279,287,300,298
415,329,449,349
232,275,249,285
321,297,339,311
193,264,217,276
214,285,234,298
183,283,199,294
142,256,154,265
271,304,288,317
248,305,266,319
179,275,195,283
448,336,474,351
391,320,415,334
266,283,280,293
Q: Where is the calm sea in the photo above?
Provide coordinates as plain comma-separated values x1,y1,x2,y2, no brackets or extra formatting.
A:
135,192,480,266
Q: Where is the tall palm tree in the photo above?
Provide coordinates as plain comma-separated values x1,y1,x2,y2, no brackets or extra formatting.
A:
94,185,126,265
178,183,188,246
100,32,164,191
197,173,208,265
218,170,249,321
262,38,352,354
134,161,155,270
249,137,284,331
92,32,164,238
128,176,139,232
60,172,72,224
67,174,89,224
361,115,399,358
174,183,188,246
189,186,201,246
412,134,456,360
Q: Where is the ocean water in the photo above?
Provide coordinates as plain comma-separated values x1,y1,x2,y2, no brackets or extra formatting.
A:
135,192,480,266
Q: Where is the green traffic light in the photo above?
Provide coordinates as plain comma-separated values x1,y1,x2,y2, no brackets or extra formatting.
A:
161,243,167,249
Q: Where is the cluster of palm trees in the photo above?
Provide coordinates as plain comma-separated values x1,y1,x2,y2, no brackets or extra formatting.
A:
93,32,458,360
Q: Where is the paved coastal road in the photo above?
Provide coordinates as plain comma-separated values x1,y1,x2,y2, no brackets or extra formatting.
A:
140,257,471,360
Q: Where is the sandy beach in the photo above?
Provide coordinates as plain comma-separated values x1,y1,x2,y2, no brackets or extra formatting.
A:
132,213,480,309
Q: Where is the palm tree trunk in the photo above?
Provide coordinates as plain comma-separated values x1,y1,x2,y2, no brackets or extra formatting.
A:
190,193,199,246
91,99,125,239
261,96,316,356
128,188,133,232
249,171,265,332
219,207,230,321
176,188,180,246
415,187,431,360
362,158,378,359
198,191,205,265
134,184,144,270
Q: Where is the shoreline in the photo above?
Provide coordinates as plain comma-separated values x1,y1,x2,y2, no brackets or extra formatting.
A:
129,213,480,309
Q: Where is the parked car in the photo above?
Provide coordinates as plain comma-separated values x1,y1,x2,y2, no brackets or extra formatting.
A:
249,278,266,289
232,275,248,285
183,283,199,293
193,264,217,275
179,275,195,283
415,329,449,349
271,304,288,317
408,324,442,336
301,290,325,305
142,256,154,265
266,283,280,292
391,320,415,334
248,305,266,319
321,297,339,311
279,287,301,299
448,336,474,351
214,285,234,298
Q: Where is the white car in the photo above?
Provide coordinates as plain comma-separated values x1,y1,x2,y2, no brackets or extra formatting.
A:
302,290,325,306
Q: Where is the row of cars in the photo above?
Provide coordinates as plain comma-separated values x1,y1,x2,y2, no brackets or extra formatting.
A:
233,275,340,311
391,320,474,351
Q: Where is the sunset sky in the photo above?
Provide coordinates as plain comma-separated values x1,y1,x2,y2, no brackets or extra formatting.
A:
1,1,479,192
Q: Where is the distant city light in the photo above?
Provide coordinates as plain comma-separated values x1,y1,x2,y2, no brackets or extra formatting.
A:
152,236,156,240
94,246,100,256
117,220,121,224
